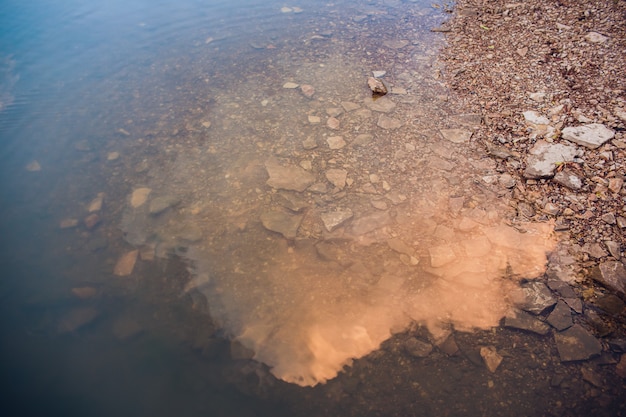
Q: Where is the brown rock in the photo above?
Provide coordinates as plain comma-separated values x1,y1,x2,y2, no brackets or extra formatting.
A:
367,77,387,95
84,213,101,230
113,250,139,276
71,287,98,299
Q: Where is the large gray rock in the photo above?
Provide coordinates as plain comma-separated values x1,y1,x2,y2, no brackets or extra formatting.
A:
504,310,551,335
265,158,315,192
592,261,626,296
520,281,557,314
524,141,580,179
554,324,602,362
561,123,615,149
547,300,573,331
320,210,353,232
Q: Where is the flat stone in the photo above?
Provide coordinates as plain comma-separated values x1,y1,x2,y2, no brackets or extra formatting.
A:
59,218,79,229
320,209,353,232
561,124,615,149
282,82,299,89
25,160,41,171
555,324,602,362
260,210,303,239
149,195,181,215
353,134,374,147
307,116,321,124
547,300,573,331
83,213,101,230
327,117,340,130
300,84,315,98
583,243,608,259
504,310,551,335
593,261,626,296
177,226,203,242
605,240,621,259
585,31,608,44
404,338,433,358
71,287,97,299
325,168,348,189
387,238,414,256
58,307,100,334
364,96,396,113
480,346,503,373
436,334,459,355
130,188,152,208
88,193,105,212
383,39,409,49
114,250,139,276
302,136,318,150
265,158,315,192
523,110,550,125
429,244,456,268
524,141,580,179
595,294,625,315
440,129,472,144
546,280,577,298
553,169,583,190
327,136,346,149
520,281,557,314
341,101,361,112
275,192,308,212
377,114,403,129
351,211,392,235
372,70,386,78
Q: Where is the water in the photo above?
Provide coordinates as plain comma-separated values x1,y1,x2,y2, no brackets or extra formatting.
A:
0,1,618,416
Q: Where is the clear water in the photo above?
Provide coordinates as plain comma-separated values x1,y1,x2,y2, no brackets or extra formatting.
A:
1,1,618,416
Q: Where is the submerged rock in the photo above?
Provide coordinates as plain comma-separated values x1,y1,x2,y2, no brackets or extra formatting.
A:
480,346,503,373
260,210,303,239
320,210,353,232
404,337,433,358
504,309,551,335
265,158,315,192
367,77,387,95
554,324,602,362
592,261,626,296
58,307,100,334
113,249,139,276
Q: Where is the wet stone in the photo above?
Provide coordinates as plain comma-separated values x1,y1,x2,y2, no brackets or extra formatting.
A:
480,346,503,373
520,281,557,314
260,210,303,239
300,84,315,98
350,211,392,235
555,324,602,362
71,287,97,299
404,337,432,358
149,195,181,215
547,300,573,331
377,114,403,130
58,307,100,334
353,134,374,147
367,77,387,95
365,96,396,113
429,244,456,268
327,136,346,150
114,249,139,276
504,310,551,335
593,261,626,297
265,158,315,192
561,123,615,149
341,101,361,112
547,280,577,298
436,334,459,356
177,226,203,243
327,117,340,130
130,187,152,208
275,192,308,212
387,238,414,256
25,160,41,171
325,168,348,189
553,169,583,190
440,128,472,144
320,209,353,232
302,136,318,150
84,213,101,230
88,192,105,212
59,218,79,229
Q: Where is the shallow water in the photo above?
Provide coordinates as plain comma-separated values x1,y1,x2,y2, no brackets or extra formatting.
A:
0,0,598,416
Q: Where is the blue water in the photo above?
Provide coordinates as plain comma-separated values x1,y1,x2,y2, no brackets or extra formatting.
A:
3,1,623,416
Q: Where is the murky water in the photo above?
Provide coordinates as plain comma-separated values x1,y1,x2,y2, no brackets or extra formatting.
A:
1,0,612,416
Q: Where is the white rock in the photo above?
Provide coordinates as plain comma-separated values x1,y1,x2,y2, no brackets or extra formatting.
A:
561,123,615,149
325,168,348,189
523,110,550,125
372,70,386,78
585,32,608,44
440,129,472,143
283,82,299,89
